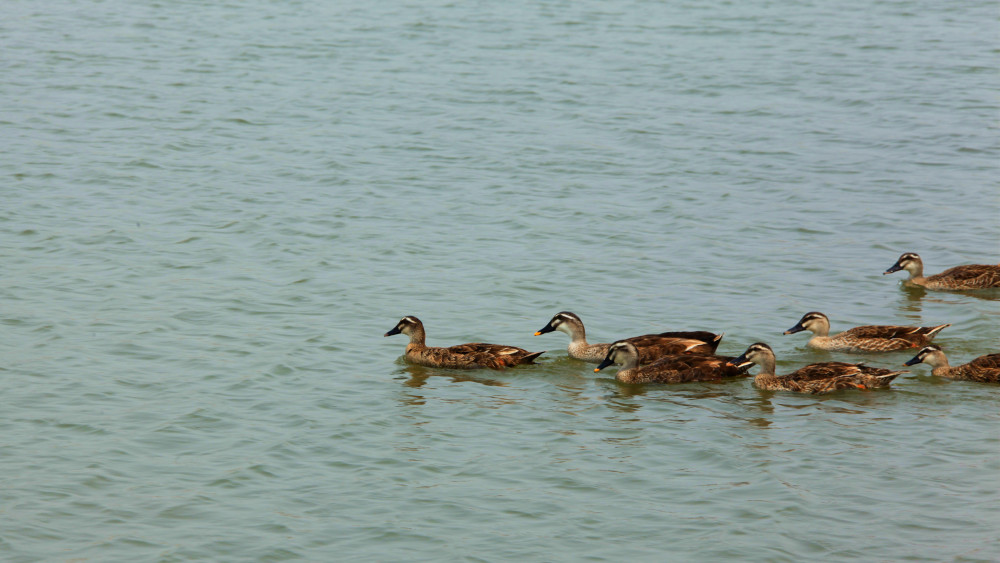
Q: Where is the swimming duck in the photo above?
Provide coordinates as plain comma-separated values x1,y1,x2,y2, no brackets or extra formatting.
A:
534,311,723,364
593,341,751,384
385,316,544,370
784,311,950,352
904,346,1000,383
728,342,906,394
884,253,1000,290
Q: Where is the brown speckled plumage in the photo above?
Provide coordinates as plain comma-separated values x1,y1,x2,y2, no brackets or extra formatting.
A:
534,311,722,364
884,252,1000,290
905,346,1000,384
594,341,750,384
385,316,544,370
730,343,905,394
784,311,949,352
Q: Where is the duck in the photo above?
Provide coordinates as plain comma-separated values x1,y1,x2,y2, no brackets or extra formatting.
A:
534,311,723,364
904,346,1000,383
783,311,950,352
728,342,906,394
385,316,544,370
593,340,751,384
884,252,1000,290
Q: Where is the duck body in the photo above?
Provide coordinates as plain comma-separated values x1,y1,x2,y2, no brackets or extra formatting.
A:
730,343,905,394
385,316,544,370
535,311,722,364
885,253,1000,290
784,312,949,352
594,341,751,384
905,346,1000,383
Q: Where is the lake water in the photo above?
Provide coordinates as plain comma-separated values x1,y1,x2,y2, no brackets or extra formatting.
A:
2,0,998,561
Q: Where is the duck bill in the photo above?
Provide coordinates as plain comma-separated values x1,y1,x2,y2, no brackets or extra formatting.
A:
903,355,922,366
783,323,805,335
726,352,749,367
534,325,555,336
594,357,615,372
384,326,402,337
884,260,904,275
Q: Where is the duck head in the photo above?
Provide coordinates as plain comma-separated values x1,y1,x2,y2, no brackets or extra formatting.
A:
385,316,422,337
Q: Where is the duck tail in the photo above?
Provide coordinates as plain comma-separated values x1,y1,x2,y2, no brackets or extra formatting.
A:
521,351,546,364
709,332,724,352
924,324,951,339
876,370,908,384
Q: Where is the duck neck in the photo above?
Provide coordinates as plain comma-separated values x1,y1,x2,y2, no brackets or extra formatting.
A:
614,356,642,383
755,355,777,376
927,355,952,377
563,323,587,345
405,328,427,353
905,261,925,281
563,324,593,357
620,354,640,371
808,335,833,348
754,372,782,388
810,322,830,338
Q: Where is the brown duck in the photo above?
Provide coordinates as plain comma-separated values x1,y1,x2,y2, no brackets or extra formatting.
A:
904,346,1000,383
385,316,544,370
728,342,906,394
884,252,1000,290
784,311,949,352
593,340,751,384
534,311,722,364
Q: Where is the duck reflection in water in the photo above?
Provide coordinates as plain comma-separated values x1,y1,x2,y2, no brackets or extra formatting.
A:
395,364,506,389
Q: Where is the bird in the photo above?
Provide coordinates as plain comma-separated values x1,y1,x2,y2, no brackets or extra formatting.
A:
783,311,949,352
385,316,544,370
534,311,722,364
904,346,1000,383
884,252,1000,290
593,340,751,384
728,342,906,394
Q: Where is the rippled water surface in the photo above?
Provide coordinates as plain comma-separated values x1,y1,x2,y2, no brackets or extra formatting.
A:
2,0,998,561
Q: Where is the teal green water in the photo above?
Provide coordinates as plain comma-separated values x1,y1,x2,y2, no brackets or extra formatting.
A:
2,1,998,561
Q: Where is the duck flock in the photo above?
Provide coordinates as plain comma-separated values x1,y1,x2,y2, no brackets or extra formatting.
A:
385,252,1000,392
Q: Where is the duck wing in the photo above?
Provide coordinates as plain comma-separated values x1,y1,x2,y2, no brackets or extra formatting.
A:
626,332,722,358
785,362,902,393
928,264,1000,288
961,353,1000,383
840,324,948,349
445,342,545,369
639,354,750,383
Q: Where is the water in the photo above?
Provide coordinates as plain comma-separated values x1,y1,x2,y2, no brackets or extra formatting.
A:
2,0,998,561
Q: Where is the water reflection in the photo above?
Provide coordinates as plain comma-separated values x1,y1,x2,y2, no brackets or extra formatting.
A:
607,381,649,402
954,288,1000,302
895,284,927,315
895,284,1000,318
738,392,777,426
394,365,506,389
